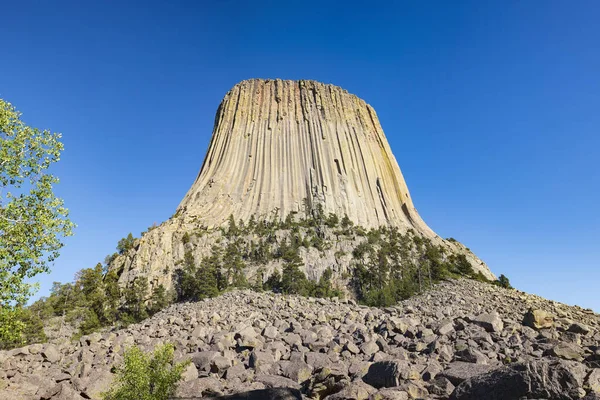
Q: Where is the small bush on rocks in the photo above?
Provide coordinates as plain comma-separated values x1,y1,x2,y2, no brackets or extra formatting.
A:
102,343,189,400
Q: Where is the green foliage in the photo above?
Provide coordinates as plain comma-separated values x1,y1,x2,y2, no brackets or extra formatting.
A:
13,200,494,348
222,242,247,288
252,268,265,292
0,98,74,344
280,262,309,295
175,250,220,302
224,214,240,238
149,285,171,315
263,269,282,292
350,227,483,307
310,267,342,298
0,306,47,349
496,274,512,289
102,343,189,400
104,271,121,324
117,233,135,254
122,277,149,323
104,253,118,267
78,264,107,321
79,308,101,335
325,213,339,228
181,232,190,245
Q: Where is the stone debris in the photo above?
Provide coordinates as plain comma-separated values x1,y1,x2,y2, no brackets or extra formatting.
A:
1,279,599,399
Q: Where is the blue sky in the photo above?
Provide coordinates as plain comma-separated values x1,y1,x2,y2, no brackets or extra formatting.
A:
2,1,598,310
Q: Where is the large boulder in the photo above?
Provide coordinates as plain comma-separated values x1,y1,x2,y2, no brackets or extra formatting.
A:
175,377,224,398
449,359,586,400
440,361,494,385
471,313,504,333
523,309,554,330
362,361,415,389
204,388,302,399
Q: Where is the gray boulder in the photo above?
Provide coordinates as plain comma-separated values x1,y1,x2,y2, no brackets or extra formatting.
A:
449,359,585,400
362,360,415,389
440,361,494,385
471,313,503,333
204,388,302,399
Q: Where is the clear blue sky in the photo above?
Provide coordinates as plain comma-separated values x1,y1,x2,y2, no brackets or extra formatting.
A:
2,1,599,310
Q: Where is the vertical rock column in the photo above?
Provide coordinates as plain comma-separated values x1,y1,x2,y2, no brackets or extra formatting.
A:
177,79,434,235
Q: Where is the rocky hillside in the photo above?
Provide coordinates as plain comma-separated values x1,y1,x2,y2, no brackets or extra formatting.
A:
1,279,599,399
108,79,495,294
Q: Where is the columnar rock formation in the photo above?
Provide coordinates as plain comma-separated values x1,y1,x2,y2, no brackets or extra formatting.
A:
178,79,433,233
109,79,495,290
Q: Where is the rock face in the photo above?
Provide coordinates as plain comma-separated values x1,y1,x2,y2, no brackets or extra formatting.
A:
178,79,432,231
109,79,494,291
2,279,599,400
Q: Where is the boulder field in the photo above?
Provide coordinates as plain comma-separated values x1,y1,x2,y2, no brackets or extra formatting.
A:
1,279,599,399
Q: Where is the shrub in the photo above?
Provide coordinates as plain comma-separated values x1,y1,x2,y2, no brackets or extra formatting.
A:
181,232,190,244
496,274,512,289
102,343,189,400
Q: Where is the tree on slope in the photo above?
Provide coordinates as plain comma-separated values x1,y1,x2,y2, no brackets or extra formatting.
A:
102,343,189,400
0,99,74,344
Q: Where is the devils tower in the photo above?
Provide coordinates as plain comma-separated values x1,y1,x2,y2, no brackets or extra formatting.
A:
110,79,494,292
179,79,433,233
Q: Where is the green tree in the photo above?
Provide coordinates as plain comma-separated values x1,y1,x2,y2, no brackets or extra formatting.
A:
117,233,135,254
223,242,246,288
78,264,107,323
252,267,265,292
104,270,121,324
0,99,74,344
225,214,239,237
280,250,308,295
311,267,341,298
102,343,189,400
79,308,101,335
450,254,474,276
196,254,220,299
0,305,48,349
176,250,219,301
28,295,55,321
178,250,198,301
149,284,170,315
123,277,149,323
497,274,512,289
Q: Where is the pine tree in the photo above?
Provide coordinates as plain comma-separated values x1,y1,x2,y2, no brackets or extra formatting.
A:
149,284,170,315
123,277,149,323
497,274,512,289
78,263,107,323
104,270,121,323
117,233,135,254
79,309,101,335
223,242,247,288
196,253,220,300
252,267,265,292
313,267,335,298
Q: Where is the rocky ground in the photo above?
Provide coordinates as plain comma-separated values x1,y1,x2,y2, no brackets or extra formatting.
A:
1,279,599,400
